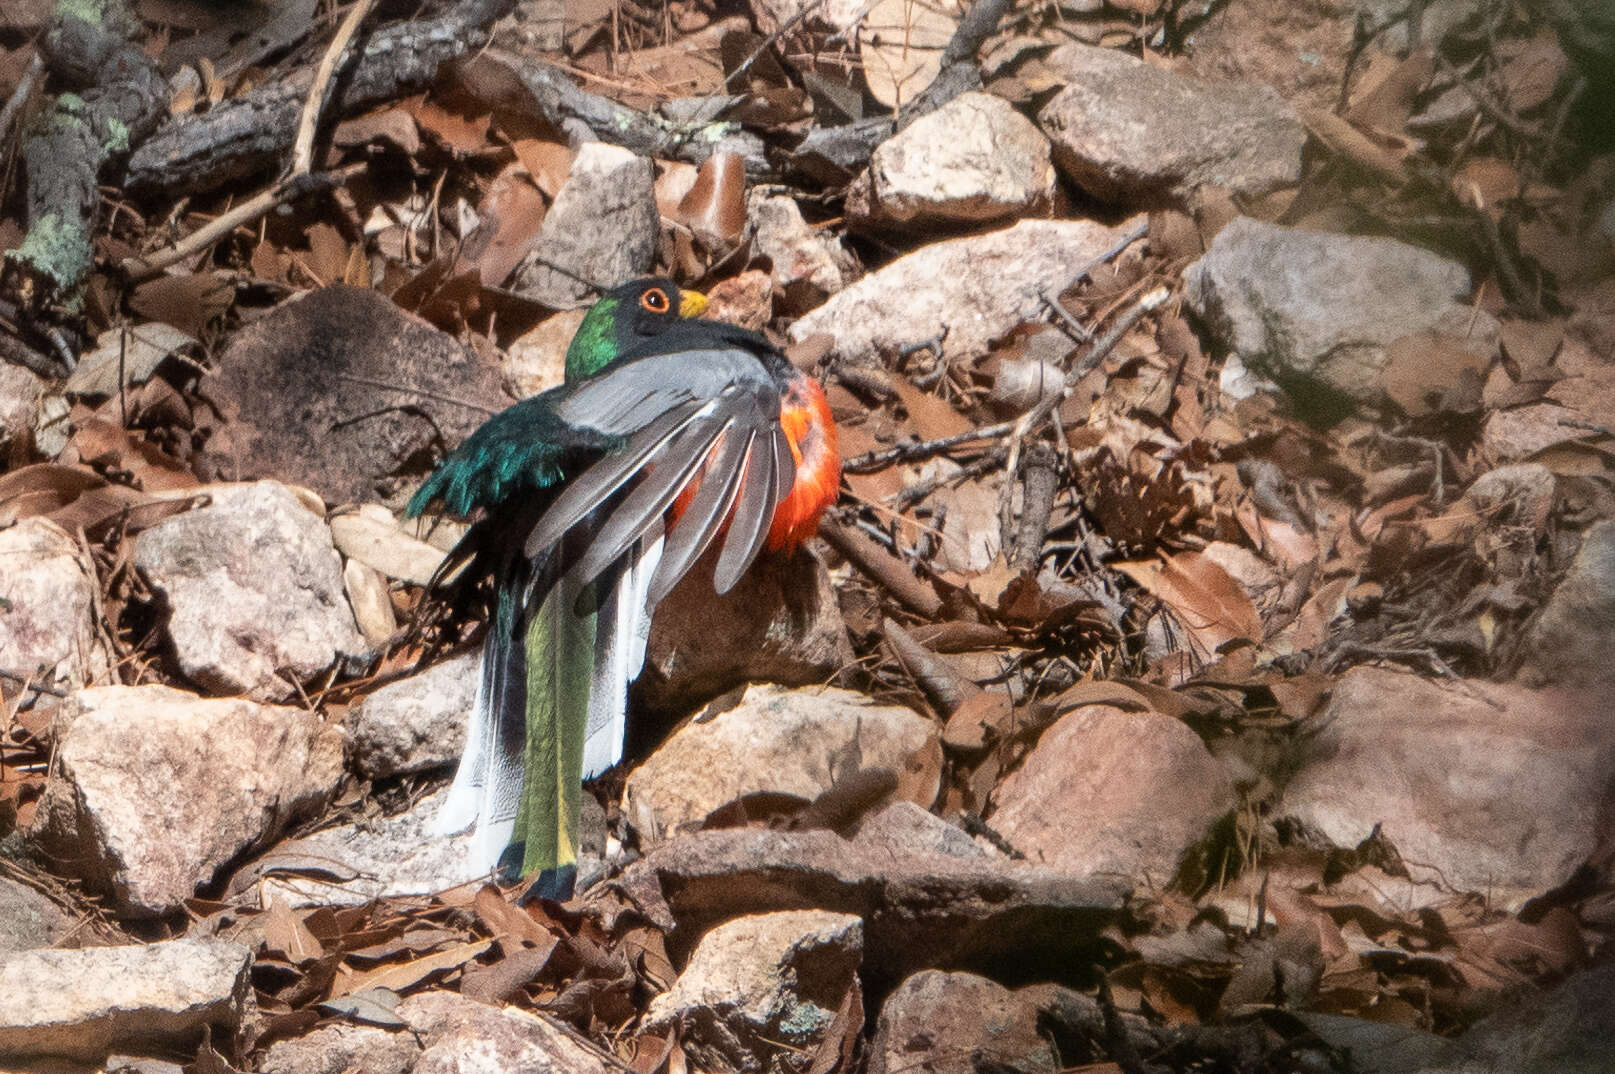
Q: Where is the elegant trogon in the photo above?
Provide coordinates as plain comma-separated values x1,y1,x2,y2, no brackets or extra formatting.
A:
406,278,840,897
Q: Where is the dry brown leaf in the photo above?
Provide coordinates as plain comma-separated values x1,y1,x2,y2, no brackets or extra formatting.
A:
460,163,548,287
330,939,492,998
128,273,232,340
332,106,422,154
473,884,556,948
1497,30,1570,113
1383,331,1490,417
891,378,972,440
410,98,493,155
305,223,351,287
1117,551,1263,656
675,152,748,246
511,137,574,200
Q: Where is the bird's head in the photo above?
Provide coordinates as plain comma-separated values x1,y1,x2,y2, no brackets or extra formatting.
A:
565,277,709,381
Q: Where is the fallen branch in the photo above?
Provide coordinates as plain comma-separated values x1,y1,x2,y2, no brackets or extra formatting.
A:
124,0,513,199
819,518,943,619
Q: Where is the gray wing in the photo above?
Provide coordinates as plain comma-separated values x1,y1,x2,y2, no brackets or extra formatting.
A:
524,346,797,600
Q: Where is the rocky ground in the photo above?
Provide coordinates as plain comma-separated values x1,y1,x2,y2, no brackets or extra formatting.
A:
1,0,1614,1071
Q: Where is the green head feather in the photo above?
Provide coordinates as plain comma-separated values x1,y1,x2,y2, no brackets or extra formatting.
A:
565,295,620,381
563,278,704,382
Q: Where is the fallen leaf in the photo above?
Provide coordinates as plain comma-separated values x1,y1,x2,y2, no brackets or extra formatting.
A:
1117,551,1263,657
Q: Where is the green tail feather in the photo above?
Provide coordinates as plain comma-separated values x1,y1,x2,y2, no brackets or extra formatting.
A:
509,577,598,882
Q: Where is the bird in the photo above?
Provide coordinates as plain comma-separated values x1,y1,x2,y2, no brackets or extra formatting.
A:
405,277,840,899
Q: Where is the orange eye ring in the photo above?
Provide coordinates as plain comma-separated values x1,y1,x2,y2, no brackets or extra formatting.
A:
640,287,670,313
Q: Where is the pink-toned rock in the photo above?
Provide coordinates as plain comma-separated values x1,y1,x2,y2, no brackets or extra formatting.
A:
400,991,618,1074
789,217,1147,366
132,480,364,700
1522,519,1615,690
1280,667,1615,908
989,705,1235,883
623,683,933,844
0,361,42,461
705,269,774,331
1037,43,1304,204
869,970,1057,1074
29,684,344,917
0,937,251,1059
748,193,857,315
645,910,862,1072
0,517,110,693
638,546,853,714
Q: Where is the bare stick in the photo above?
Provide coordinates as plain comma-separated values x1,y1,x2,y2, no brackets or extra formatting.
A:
843,421,1014,473
0,54,43,148
122,163,365,281
726,0,826,88
820,518,943,619
292,0,379,176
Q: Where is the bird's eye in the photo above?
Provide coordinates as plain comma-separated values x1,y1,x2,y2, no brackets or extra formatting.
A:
640,287,670,313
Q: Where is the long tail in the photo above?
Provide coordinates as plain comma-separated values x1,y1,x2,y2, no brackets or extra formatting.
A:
432,533,662,898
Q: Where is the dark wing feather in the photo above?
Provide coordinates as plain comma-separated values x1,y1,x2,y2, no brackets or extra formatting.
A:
571,411,730,585
647,425,755,606
713,433,780,595
523,398,710,560
526,340,796,602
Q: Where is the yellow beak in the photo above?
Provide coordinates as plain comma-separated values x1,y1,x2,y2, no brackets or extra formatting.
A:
679,290,708,318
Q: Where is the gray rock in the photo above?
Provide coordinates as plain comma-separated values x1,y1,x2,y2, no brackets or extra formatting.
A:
197,285,507,507
1279,666,1615,909
638,545,854,715
1183,216,1498,411
133,480,365,700
848,92,1055,229
400,990,619,1074
869,970,1057,1074
1433,963,1615,1074
1521,519,1615,690
259,1022,418,1074
647,910,862,1073
0,877,76,955
0,937,251,1060
514,143,658,308
0,361,43,461
347,650,478,779
989,704,1236,884
853,800,991,860
623,683,934,844
28,684,344,917
1037,44,1305,204
748,194,857,315
789,216,1148,366
0,517,110,693
591,827,1127,991
235,787,481,908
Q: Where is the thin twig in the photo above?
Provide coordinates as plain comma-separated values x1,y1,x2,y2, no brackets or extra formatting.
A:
292,0,378,176
122,163,365,281
726,0,825,88
843,421,1014,473
0,54,43,148
819,518,943,619
331,373,499,415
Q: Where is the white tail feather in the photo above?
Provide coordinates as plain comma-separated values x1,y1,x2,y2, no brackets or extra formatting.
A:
581,529,663,779
432,631,523,877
